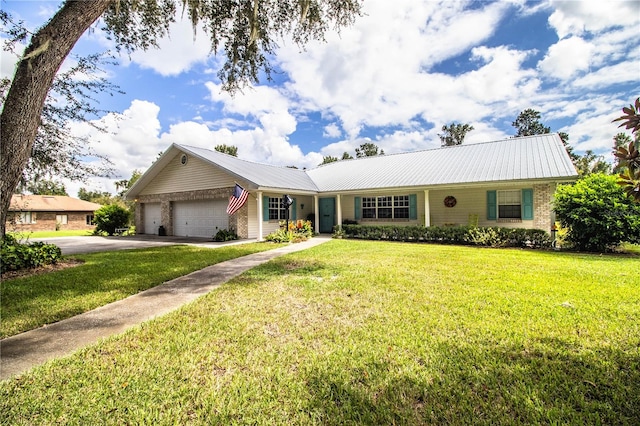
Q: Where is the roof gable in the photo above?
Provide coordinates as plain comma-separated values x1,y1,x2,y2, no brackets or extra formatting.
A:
127,143,318,198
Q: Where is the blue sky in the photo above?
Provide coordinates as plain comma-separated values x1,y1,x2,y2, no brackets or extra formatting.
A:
2,0,639,197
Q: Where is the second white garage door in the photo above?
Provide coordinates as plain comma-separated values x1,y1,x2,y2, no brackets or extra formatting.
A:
173,200,228,238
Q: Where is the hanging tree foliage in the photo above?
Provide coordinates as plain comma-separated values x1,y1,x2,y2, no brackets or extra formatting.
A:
613,97,640,202
0,0,363,237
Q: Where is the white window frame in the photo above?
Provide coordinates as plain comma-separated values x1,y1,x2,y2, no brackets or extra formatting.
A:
18,211,36,224
268,197,288,221
86,214,95,225
56,214,68,225
497,190,522,219
361,195,410,220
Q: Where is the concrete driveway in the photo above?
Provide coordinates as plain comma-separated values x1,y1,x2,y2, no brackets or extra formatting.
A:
32,235,256,255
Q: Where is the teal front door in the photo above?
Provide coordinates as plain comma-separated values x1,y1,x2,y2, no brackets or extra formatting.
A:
319,197,336,233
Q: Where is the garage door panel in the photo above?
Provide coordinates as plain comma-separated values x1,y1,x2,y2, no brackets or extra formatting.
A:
143,203,161,235
174,200,228,238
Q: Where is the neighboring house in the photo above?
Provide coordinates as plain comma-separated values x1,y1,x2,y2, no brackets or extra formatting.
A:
9,195,102,232
126,134,578,239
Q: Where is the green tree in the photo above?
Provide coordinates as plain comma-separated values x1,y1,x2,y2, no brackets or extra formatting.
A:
16,179,68,196
341,152,354,160
573,150,611,177
612,132,634,174
512,109,582,165
78,188,114,205
512,109,550,136
320,155,338,165
438,122,474,147
355,142,384,158
612,98,640,202
114,169,142,197
93,204,131,236
214,144,238,157
0,0,362,238
554,173,640,251
1,13,119,193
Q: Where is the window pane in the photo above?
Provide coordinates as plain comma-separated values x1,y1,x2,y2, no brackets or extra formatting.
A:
378,208,392,218
395,207,409,218
498,190,521,219
362,197,376,218
498,190,520,204
269,197,280,220
394,195,409,207
362,197,376,208
378,196,392,207
499,205,521,218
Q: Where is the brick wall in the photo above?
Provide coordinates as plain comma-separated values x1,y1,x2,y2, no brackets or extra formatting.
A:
533,183,553,232
228,203,249,238
8,211,96,232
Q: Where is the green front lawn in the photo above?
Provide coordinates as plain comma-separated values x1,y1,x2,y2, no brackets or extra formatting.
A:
0,243,281,338
8,229,94,238
1,240,638,424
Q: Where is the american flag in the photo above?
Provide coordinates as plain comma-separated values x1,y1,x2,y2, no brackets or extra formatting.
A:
226,184,249,215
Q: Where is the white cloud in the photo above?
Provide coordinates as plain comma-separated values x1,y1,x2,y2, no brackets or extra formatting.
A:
127,19,212,76
323,123,342,138
0,42,20,79
272,0,557,151
572,59,640,88
538,36,594,80
68,100,162,175
548,0,640,39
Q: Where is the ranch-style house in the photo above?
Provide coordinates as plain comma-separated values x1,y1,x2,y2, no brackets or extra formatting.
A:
125,133,578,240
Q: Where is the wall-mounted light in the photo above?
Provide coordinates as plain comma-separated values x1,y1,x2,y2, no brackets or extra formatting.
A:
301,204,305,210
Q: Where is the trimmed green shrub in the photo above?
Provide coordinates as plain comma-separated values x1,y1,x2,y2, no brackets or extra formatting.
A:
265,229,295,243
93,204,131,236
265,220,313,243
213,228,238,242
1,234,62,273
339,224,551,249
554,173,640,252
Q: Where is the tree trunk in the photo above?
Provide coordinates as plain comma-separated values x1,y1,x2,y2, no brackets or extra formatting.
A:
0,0,113,237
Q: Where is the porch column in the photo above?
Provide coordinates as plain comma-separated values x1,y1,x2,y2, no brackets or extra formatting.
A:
314,195,319,234
336,194,342,230
257,191,263,241
424,190,431,227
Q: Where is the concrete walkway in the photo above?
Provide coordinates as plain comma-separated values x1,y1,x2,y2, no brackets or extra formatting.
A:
0,236,332,381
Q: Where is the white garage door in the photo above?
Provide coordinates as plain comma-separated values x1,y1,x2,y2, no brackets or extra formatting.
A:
143,203,161,235
173,200,228,238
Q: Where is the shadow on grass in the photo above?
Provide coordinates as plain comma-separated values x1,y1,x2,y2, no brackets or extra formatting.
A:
301,338,640,425
231,257,343,288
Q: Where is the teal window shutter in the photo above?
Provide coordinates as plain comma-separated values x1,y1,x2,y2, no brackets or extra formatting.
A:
354,197,361,220
291,198,297,220
522,189,534,220
409,194,417,220
487,191,497,220
263,196,270,221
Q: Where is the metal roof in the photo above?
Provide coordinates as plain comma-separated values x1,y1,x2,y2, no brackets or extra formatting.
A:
177,144,319,191
306,134,578,192
127,134,577,198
